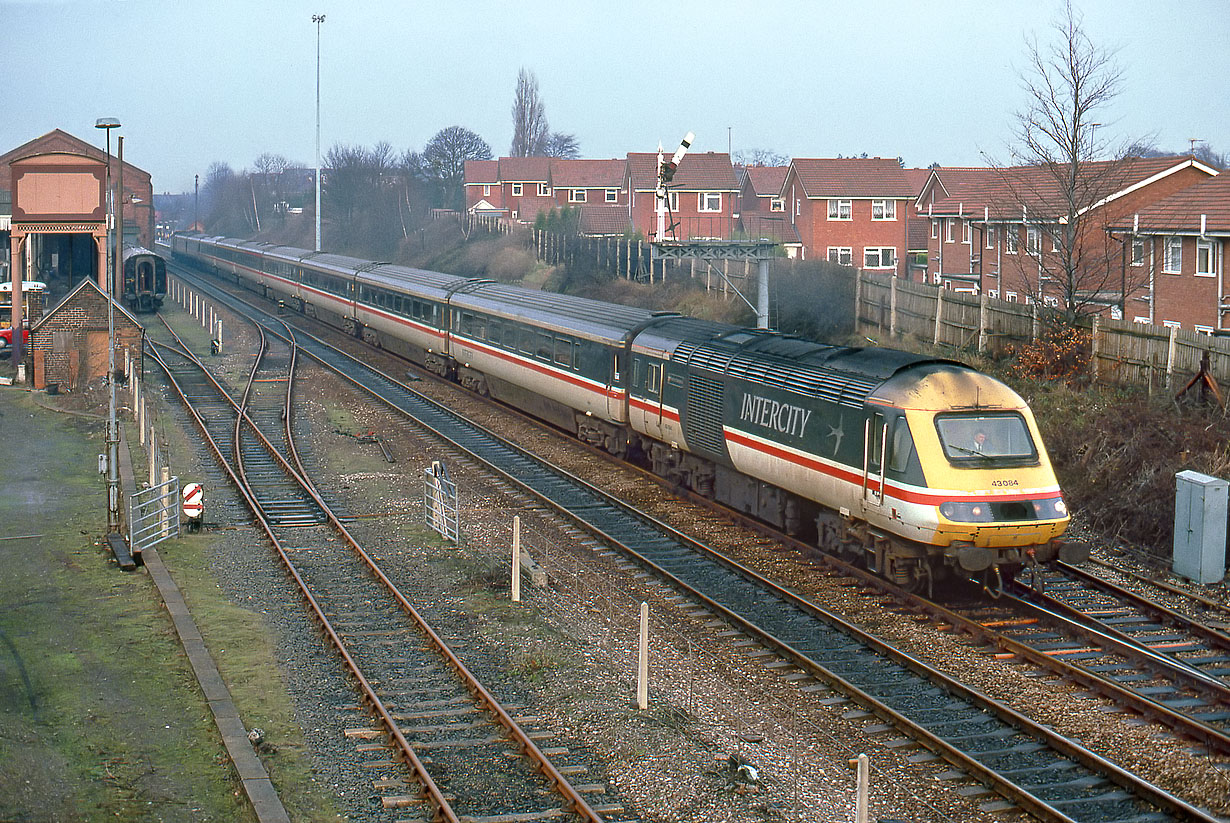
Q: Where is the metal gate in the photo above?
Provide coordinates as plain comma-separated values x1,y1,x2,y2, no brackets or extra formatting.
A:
423,461,458,542
129,475,181,555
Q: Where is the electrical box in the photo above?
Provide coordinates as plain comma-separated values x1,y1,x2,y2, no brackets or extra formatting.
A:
1173,470,1228,585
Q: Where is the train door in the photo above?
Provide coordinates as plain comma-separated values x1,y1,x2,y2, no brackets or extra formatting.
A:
861,410,889,510
607,350,623,420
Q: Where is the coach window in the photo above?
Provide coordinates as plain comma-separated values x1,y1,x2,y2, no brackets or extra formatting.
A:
519,329,536,355
868,413,886,469
536,332,553,361
646,363,662,395
553,337,573,367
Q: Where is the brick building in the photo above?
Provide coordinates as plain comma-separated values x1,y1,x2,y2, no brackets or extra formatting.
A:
780,158,917,276
28,277,143,392
626,151,739,241
916,156,1218,311
1107,174,1230,330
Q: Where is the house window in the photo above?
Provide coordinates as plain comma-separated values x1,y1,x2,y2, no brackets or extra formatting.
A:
668,191,679,211
605,188,618,203
945,219,954,243
538,183,551,197
1005,227,1018,254
962,220,971,244
770,197,784,212
1196,324,1214,334
511,182,523,197
1196,239,1217,276
827,247,853,266
1005,291,1018,303
1162,319,1181,329
864,247,896,269
795,198,801,217
482,184,491,197
699,192,722,212
1131,238,1144,266
986,226,995,249
1051,230,1061,252
569,189,586,203
1027,226,1042,255
828,199,851,220
871,199,896,220
1164,237,1182,273
931,220,939,239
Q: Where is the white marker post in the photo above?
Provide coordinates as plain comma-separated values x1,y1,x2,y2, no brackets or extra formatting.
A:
855,753,869,823
511,515,521,603
637,602,649,710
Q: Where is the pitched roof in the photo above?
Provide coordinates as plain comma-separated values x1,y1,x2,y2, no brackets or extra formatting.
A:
923,157,1216,220
578,205,633,236
742,166,789,197
1107,173,1230,234
497,156,552,182
464,159,498,185
902,168,932,196
906,218,930,252
551,159,625,189
33,276,142,331
1,128,151,190
627,152,738,192
788,157,915,198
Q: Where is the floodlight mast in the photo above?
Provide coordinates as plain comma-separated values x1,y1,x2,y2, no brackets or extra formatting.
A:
655,131,693,241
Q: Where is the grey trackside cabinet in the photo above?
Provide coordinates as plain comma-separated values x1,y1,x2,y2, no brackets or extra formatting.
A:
1173,470,1228,585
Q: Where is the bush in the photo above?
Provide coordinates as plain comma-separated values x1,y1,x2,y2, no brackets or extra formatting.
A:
1010,326,1090,383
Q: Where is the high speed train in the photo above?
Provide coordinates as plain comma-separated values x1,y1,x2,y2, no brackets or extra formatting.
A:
170,232,1085,593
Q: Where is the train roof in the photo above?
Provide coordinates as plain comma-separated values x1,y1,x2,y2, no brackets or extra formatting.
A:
122,245,161,262
362,263,474,300
630,315,740,359
678,331,963,409
450,282,664,344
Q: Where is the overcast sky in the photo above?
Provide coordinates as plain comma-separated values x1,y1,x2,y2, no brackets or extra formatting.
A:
4,0,1227,194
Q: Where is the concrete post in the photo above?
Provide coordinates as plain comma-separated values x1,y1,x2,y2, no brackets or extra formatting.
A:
511,515,521,603
637,601,649,710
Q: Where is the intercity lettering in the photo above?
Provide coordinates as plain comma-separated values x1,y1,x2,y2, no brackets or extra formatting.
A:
739,393,813,439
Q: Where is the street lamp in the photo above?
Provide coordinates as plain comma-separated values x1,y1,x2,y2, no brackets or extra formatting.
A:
313,13,325,252
194,173,199,231
95,116,121,535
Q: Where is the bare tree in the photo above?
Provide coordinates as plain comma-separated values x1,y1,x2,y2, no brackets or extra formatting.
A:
545,131,580,159
733,148,789,168
1000,0,1130,323
423,126,493,210
510,68,550,157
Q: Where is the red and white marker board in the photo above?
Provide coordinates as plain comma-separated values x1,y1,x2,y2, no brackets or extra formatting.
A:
182,483,203,519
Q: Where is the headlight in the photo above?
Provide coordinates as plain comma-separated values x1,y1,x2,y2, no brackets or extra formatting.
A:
941,496,1068,523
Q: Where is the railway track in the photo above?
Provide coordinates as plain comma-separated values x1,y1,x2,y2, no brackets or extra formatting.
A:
146,313,628,823
170,263,1223,822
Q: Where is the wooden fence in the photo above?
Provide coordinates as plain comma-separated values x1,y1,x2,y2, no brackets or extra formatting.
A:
857,270,1230,392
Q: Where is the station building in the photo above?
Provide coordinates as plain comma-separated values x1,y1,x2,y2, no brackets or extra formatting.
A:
1,128,154,326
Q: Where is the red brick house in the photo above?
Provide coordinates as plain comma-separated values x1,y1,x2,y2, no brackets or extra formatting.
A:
780,158,916,276
626,152,739,241
1106,173,1230,330
463,159,502,216
549,159,625,210
737,166,788,216
495,157,554,222
917,157,1218,311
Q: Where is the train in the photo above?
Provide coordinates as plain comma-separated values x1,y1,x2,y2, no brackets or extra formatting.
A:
169,232,1086,593
121,245,167,313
